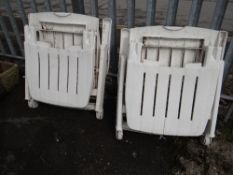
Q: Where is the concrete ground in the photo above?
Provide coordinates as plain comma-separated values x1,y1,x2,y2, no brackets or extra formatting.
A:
0,79,185,175
1,78,233,175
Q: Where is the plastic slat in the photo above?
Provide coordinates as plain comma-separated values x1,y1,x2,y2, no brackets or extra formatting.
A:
170,49,183,67
141,73,156,132
68,51,78,94
64,33,73,48
59,50,69,93
159,48,170,66
183,50,195,65
191,66,219,135
38,46,49,91
163,70,183,135
153,69,170,134
176,68,198,135
49,49,59,92
125,64,144,130
54,32,63,49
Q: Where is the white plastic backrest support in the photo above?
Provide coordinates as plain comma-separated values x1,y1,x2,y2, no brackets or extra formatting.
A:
27,12,99,50
119,29,130,57
83,30,96,50
102,18,112,45
101,18,112,72
128,26,227,63
28,12,99,32
24,25,36,43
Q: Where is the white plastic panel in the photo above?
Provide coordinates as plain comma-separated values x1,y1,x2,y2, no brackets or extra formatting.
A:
25,12,112,119
126,62,220,136
124,26,227,136
25,42,95,108
25,13,100,108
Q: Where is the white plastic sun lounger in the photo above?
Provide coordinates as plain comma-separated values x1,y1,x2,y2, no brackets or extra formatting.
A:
24,12,111,120
116,26,227,145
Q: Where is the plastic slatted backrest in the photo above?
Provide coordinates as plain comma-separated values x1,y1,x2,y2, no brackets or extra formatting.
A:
125,26,226,136
25,13,99,108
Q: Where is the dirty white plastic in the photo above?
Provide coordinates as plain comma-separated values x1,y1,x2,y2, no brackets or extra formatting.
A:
25,12,111,119
116,26,227,144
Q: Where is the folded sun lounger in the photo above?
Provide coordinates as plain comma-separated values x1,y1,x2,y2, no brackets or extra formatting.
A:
116,26,227,145
25,12,111,120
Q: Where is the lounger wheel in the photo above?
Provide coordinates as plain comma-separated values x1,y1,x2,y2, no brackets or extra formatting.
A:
202,136,212,146
96,111,103,120
116,130,123,140
28,99,38,109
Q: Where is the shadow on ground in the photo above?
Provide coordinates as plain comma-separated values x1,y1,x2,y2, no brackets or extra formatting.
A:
2,79,232,175
0,79,185,175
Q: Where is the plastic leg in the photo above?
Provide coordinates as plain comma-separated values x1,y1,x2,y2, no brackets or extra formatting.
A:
202,135,212,146
96,111,103,120
28,98,38,108
116,130,123,140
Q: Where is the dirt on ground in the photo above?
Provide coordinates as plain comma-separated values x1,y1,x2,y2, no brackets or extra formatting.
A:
0,77,233,175
173,124,233,175
0,79,179,175
173,72,233,175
